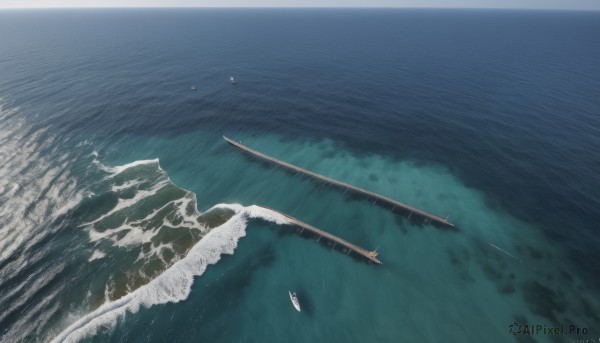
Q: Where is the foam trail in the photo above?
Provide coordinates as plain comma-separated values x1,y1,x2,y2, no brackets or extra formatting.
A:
51,204,290,343
85,180,168,226
83,158,209,263
88,250,106,262
0,101,84,263
95,159,159,176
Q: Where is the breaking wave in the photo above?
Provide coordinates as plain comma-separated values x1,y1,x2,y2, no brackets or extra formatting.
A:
33,156,290,343
51,203,289,343
0,105,291,343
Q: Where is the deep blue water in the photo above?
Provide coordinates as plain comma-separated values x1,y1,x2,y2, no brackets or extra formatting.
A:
0,8,599,343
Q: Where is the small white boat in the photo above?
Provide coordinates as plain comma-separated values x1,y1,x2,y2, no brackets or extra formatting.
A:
229,76,237,84
288,291,301,312
190,86,197,90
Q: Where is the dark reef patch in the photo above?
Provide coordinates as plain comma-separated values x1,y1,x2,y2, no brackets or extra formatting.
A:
499,283,516,294
458,271,475,283
580,298,600,322
447,248,475,283
526,246,543,260
482,264,503,282
448,250,461,267
560,271,573,283
320,150,336,159
521,281,567,323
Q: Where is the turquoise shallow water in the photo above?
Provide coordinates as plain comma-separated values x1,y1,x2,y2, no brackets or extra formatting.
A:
59,131,600,343
0,8,599,343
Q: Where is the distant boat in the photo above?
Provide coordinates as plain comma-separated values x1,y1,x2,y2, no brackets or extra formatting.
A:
229,76,237,85
190,86,197,90
288,291,301,312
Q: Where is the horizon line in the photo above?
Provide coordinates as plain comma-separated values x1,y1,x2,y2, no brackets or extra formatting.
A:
0,6,599,11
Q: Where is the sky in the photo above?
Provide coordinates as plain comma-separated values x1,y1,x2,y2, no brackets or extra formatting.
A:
0,0,599,10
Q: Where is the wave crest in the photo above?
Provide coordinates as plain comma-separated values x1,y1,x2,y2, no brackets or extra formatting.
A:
51,204,290,343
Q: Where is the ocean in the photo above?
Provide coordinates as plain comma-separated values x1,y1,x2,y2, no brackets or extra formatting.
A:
0,8,599,343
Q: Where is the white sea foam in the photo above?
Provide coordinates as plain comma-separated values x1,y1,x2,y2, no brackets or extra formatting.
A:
85,180,168,227
110,179,143,192
3,287,63,343
51,204,290,343
0,261,66,325
84,159,210,268
95,159,160,176
89,250,106,262
246,204,291,225
0,104,86,343
0,108,292,343
0,102,84,263
86,193,218,251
